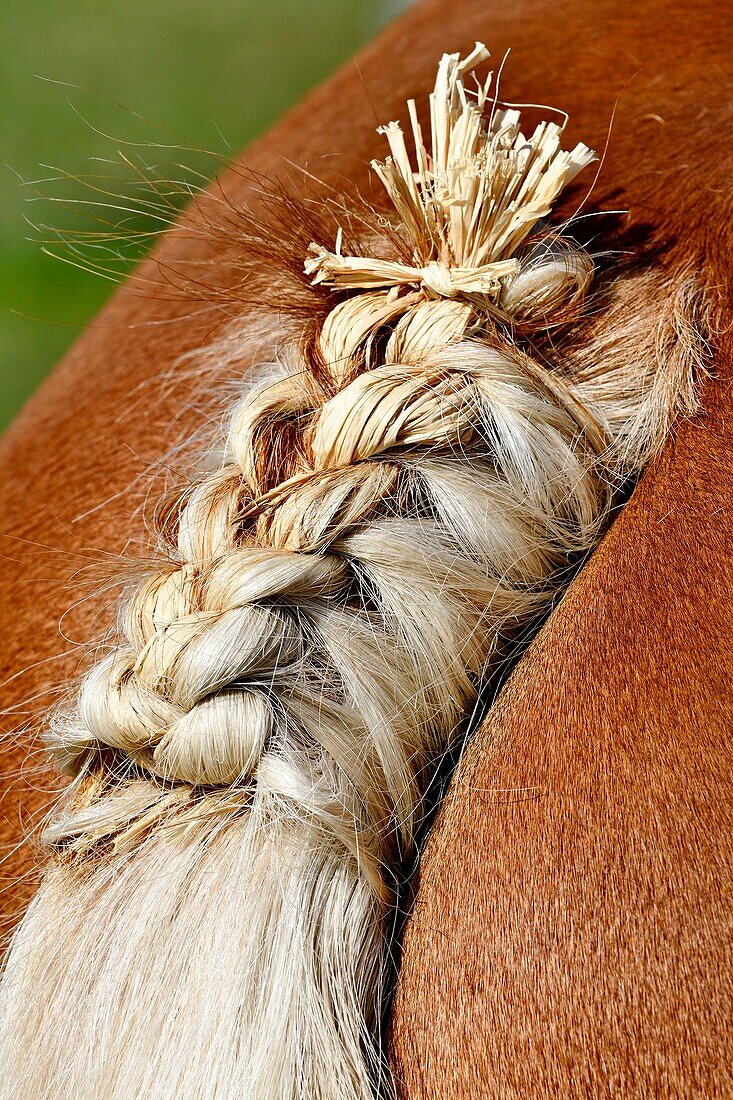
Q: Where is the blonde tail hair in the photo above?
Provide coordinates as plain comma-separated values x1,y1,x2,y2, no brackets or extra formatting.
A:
0,45,701,1099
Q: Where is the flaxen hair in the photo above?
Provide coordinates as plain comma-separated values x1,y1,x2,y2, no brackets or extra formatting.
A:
0,45,704,1099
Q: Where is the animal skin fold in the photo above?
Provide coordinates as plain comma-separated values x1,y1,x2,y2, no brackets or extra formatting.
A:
0,45,699,1100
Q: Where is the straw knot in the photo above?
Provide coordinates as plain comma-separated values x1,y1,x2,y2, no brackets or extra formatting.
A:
419,261,456,297
306,41,596,330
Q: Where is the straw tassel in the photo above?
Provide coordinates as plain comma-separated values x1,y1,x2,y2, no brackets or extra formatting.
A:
305,42,596,318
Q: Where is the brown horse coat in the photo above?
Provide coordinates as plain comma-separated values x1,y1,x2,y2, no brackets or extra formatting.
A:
0,0,730,1094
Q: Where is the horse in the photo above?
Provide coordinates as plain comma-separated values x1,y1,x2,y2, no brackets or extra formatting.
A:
0,0,730,1096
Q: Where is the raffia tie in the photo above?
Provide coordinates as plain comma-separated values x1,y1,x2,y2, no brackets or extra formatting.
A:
305,42,594,341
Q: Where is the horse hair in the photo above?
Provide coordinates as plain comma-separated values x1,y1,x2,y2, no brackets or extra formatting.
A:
0,45,706,1100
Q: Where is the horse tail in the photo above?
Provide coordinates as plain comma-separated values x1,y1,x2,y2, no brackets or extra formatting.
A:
0,45,703,1099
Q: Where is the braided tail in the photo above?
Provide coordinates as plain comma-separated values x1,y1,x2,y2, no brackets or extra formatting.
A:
0,46,698,1099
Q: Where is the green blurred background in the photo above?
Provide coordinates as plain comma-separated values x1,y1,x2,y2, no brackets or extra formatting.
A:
0,0,409,431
